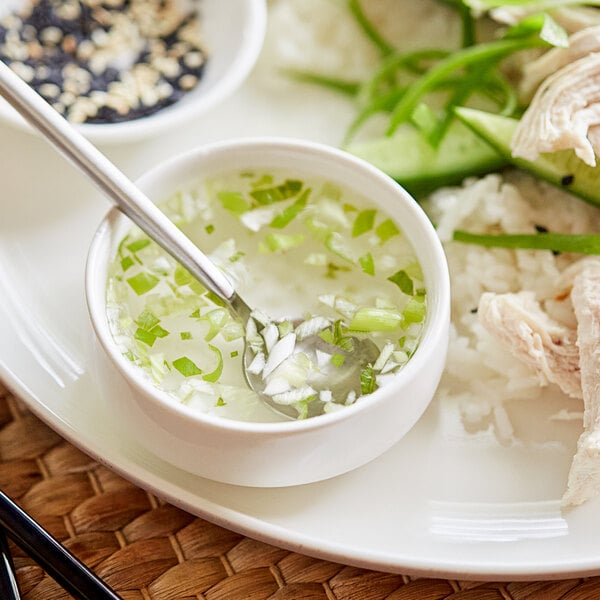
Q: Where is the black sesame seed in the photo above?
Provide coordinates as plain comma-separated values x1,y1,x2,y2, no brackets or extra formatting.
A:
535,225,548,233
561,174,574,186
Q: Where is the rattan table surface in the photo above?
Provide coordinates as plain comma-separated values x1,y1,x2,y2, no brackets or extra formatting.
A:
1,381,599,600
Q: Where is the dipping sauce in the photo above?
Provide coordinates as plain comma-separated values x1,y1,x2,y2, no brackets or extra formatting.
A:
0,0,208,124
106,170,427,421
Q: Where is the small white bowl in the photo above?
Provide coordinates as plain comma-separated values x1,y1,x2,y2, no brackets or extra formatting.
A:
86,138,450,487
0,0,266,144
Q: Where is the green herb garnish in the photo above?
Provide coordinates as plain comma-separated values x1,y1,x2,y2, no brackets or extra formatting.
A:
360,364,378,395
173,356,203,377
453,230,600,255
388,269,414,295
127,272,160,296
352,209,377,237
270,189,310,228
202,345,224,383
359,252,375,275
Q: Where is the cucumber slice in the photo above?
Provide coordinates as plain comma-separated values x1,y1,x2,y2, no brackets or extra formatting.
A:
455,106,600,208
347,120,506,196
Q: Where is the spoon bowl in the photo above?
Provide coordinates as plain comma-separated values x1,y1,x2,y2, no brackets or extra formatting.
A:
244,316,381,419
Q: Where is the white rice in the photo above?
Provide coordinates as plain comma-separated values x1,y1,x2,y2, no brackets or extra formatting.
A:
424,172,600,441
262,0,461,81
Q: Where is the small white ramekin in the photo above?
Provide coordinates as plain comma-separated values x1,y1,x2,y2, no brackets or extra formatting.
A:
85,138,450,487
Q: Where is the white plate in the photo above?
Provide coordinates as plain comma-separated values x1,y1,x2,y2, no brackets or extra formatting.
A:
1,42,600,582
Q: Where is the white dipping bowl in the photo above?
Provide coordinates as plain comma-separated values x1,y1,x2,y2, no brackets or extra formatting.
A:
86,138,450,487
0,0,266,144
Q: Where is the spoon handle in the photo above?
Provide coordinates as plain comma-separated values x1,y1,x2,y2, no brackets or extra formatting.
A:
0,59,237,305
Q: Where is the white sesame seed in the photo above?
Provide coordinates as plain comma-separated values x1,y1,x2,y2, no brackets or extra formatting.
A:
152,56,181,78
178,74,198,91
184,51,204,69
40,26,63,45
39,83,61,99
9,61,34,82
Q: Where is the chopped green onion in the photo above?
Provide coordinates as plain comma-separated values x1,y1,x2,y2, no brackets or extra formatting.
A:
325,262,351,279
202,345,224,383
206,291,227,307
127,272,160,296
205,224,215,234
331,353,346,367
270,188,310,228
136,310,160,331
352,209,377,237
325,232,354,262
251,174,273,188
403,298,426,324
180,331,192,340
215,397,226,407
199,308,229,341
250,179,303,205
134,327,157,347
321,182,342,201
376,219,400,243
230,350,239,358
359,252,375,275
360,364,378,395
349,307,402,332
173,356,203,377
319,320,354,352
388,270,414,295
126,238,151,253
151,325,169,338
120,256,135,272
453,230,600,255
218,191,251,215
260,232,305,253
229,251,245,263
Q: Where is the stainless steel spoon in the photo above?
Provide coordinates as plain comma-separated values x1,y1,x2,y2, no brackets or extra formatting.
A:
0,60,379,419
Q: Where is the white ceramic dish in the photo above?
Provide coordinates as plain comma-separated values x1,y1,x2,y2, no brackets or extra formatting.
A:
85,138,450,487
1,21,599,579
0,0,267,144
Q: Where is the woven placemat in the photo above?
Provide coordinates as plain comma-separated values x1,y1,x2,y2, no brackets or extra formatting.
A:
1,382,599,600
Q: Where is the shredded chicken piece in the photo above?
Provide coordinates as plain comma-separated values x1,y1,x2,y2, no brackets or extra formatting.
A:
562,262,600,507
554,257,600,300
520,25,600,101
511,53,600,167
478,291,581,398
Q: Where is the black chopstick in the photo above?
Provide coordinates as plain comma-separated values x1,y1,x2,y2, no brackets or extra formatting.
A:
0,491,122,600
0,528,21,600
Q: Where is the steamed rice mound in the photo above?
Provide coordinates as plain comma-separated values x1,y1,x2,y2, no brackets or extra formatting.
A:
425,172,600,442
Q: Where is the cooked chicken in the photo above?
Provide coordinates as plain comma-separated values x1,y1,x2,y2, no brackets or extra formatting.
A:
520,25,600,101
554,257,600,301
562,262,600,507
478,291,582,398
511,53,600,167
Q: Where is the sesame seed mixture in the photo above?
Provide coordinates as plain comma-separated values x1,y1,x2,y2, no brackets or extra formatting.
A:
0,0,208,124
